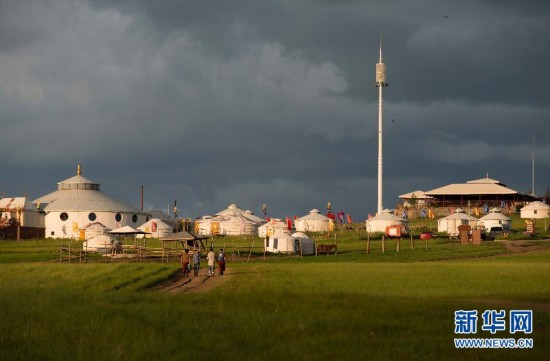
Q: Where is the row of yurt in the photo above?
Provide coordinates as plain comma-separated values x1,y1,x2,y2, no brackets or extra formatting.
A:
195,204,264,236
437,209,478,236
265,231,315,255
294,209,330,232
258,218,287,238
366,209,407,233
479,208,512,232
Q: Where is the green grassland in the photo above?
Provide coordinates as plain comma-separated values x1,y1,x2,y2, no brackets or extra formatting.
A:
1,226,549,360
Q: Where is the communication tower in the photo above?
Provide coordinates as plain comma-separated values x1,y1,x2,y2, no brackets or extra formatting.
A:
375,36,388,214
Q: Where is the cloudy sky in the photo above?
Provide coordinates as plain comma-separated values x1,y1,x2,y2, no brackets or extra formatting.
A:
1,0,549,219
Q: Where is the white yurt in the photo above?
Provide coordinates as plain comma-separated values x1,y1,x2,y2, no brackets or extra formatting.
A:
195,204,263,236
294,209,330,232
32,165,150,239
84,222,111,240
266,231,315,255
366,209,408,233
479,208,512,232
258,218,287,238
437,208,478,237
520,201,550,219
83,234,114,252
291,232,315,255
138,218,174,238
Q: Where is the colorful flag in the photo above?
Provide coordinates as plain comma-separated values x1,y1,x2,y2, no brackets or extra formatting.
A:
328,219,335,231
338,211,345,223
347,214,353,224
286,217,292,230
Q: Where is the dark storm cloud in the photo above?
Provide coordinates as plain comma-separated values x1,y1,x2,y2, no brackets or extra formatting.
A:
1,0,549,219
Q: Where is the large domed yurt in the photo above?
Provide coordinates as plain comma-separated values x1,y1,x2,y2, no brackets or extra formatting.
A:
266,231,315,255
138,218,174,238
196,204,263,236
294,209,330,233
479,208,512,232
366,209,408,233
437,208,478,237
520,201,550,219
258,218,287,238
32,165,150,239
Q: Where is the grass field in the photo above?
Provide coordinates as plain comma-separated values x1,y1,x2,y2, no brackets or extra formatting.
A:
1,230,549,360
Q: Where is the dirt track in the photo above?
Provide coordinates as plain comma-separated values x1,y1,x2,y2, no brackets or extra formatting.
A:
154,268,231,295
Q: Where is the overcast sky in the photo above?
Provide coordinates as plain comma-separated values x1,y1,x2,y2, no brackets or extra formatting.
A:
1,0,549,219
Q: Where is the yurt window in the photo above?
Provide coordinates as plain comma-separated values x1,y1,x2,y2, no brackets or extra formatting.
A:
60,212,69,221
273,238,278,250
132,214,138,223
115,213,123,222
88,213,96,221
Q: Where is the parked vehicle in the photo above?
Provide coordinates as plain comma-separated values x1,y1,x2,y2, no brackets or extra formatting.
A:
487,226,504,240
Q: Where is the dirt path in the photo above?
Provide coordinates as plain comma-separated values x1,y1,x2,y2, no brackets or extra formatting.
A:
496,239,550,254
154,268,231,295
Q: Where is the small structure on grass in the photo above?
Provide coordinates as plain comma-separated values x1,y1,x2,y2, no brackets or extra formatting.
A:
258,218,287,238
138,218,174,238
294,209,330,233
266,231,315,255
366,209,407,234
195,204,263,236
479,208,511,232
437,208,478,237
83,222,111,240
520,201,550,219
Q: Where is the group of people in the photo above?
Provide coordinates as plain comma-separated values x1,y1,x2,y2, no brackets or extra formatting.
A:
179,248,226,277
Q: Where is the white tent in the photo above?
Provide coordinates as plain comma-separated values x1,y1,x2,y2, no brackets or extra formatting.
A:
266,231,315,255
258,218,287,238
84,222,111,240
437,208,478,236
137,218,173,238
83,235,116,252
520,201,550,219
366,209,408,233
195,204,263,236
479,208,511,232
294,209,329,232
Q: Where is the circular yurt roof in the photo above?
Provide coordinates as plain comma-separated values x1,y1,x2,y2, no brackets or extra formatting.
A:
33,167,145,214
367,209,405,222
441,209,477,221
296,209,330,221
291,232,311,239
480,208,510,221
521,201,550,211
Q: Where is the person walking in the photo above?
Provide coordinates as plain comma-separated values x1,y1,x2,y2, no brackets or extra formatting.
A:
207,248,215,276
217,248,226,276
192,248,201,277
180,249,190,277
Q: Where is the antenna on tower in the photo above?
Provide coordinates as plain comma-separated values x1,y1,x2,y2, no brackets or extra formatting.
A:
532,136,536,195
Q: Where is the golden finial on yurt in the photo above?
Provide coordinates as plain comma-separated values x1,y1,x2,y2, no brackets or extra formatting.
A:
77,164,81,176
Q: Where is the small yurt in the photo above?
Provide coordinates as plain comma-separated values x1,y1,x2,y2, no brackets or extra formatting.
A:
520,201,550,219
366,209,408,233
83,235,115,252
266,231,315,255
291,232,315,255
84,222,111,240
138,218,174,238
258,218,287,238
294,209,330,233
479,208,512,232
437,208,478,237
